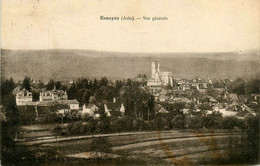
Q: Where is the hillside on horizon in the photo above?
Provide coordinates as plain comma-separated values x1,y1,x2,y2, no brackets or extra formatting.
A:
1,49,260,82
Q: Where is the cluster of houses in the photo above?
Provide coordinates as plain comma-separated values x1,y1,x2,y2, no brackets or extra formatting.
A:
16,87,79,109
15,86,125,120
150,84,258,120
146,61,258,120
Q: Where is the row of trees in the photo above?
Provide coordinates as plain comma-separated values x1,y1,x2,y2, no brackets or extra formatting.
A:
18,76,260,98
66,77,154,119
53,110,259,137
19,76,155,120
20,77,66,91
215,78,260,95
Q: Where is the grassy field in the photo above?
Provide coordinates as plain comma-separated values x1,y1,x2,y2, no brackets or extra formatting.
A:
26,131,247,165
39,131,239,154
13,125,253,165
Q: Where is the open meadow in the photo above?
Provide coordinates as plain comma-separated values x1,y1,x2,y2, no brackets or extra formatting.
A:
12,125,251,165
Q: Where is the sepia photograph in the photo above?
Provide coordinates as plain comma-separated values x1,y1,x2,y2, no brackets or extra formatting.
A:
1,0,260,165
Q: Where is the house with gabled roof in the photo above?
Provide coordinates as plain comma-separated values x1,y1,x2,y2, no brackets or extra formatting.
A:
159,89,167,95
227,93,239,102
201,95,217,105
39,85,68,102
240,104,252,112
238,95,247,104
82,104,99,116
248,101,258,109
16,89,33,106
229,101,239,107
212,103,237,117
104,99,125,117
226,105,240,112
159,94,169,102
57,109,70,115
0,109,7,122
57,100,79,110
214,88,226,95
181,108,190,115
154,104,169,114
219,109,237,117
235,111,255,119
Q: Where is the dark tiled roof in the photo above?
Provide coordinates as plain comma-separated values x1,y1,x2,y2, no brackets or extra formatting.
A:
57,100,79,105
238,95,246,103
154,104,163,111
228,94,238,101
236,111,249,117
86,104,98,109
106,102,121,110
36,100,79,106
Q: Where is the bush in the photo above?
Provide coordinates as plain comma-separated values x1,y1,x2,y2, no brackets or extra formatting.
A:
110,118,124,133
172,114,184,129
132,119,144,131
202,113,222,129
67,121,83,135
187,116,203,129
220,117,240,129
90,137,112,154
18,106,37,124
52,125,62,136
143,121,154,131
153,117,167,130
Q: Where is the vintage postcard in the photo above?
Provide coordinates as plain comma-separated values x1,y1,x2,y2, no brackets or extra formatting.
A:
1,0,259,165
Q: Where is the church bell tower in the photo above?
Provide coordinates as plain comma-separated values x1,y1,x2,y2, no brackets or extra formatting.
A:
151,61,160,78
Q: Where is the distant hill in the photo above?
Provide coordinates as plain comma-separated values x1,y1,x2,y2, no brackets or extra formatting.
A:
1,49,259,82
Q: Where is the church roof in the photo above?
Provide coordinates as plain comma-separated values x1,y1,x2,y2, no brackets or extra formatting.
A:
160,72,173,77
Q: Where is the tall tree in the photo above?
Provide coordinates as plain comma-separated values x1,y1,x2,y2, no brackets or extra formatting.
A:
126,79,132,87
68,83,77,100
97,106,110,133
245,79,260,95
82,89,93,104
1,79,20,164
46,79,55,90
229,78,246,95
148,95,155,120
21,77,31,90
89,96,97,104
100,77,108,86
88,80,93,89
55,81,62,90
1,78,15,103
93,79,98,90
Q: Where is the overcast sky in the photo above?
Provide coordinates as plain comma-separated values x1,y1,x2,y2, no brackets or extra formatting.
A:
1,0,260,53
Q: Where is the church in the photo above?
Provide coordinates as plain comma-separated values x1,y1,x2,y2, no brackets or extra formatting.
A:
147,61,173,89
